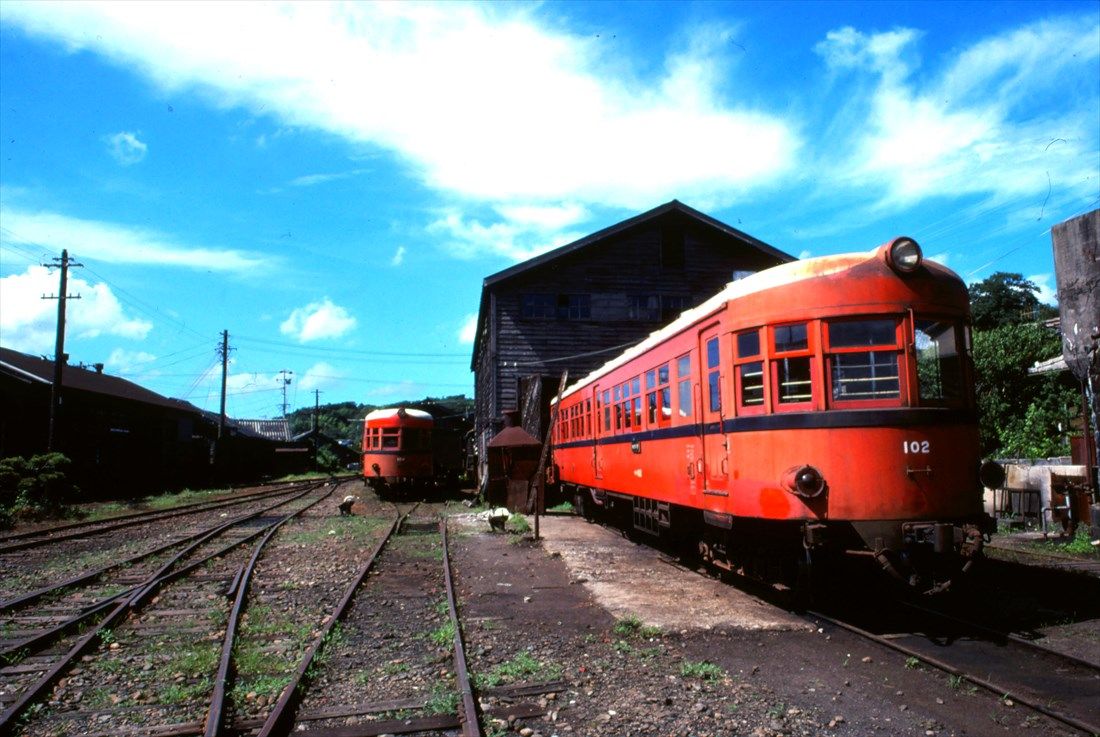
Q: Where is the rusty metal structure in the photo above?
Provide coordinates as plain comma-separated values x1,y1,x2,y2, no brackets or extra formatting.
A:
1051,209,1099,534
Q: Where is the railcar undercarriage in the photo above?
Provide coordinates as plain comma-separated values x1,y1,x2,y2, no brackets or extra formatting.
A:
569,484,994,596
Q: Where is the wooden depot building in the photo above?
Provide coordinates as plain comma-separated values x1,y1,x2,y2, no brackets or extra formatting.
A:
468,199,794,490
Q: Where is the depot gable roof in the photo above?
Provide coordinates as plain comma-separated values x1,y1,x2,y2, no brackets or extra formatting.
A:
470,199,793,369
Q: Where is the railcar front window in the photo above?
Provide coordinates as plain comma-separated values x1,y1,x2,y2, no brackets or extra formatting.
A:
915,319,963,401
382,429,399,449
828,319,900,402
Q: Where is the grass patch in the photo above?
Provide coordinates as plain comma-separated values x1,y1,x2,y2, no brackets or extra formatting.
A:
507,513,531,534
232,674,289,699
161,680,212,705
613,614,661,639
681,660,725,681
424,681,459,715
284,515,387,546
473,651,561,689
428,621,455,647
546,501,575,513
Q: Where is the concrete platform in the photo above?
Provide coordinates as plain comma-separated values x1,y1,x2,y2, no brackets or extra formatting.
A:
533,515,811,633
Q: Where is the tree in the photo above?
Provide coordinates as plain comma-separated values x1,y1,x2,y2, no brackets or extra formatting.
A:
968,272,1056,330
972,322,1074,457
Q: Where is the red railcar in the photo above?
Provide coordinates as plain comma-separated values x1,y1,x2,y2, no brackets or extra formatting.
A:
552,238,999,593
362,408,434,495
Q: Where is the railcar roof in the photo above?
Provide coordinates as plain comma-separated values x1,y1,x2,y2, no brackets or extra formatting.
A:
364,408,433,421
557,246,958,401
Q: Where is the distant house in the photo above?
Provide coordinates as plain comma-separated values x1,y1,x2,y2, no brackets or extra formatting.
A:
469,200,794,488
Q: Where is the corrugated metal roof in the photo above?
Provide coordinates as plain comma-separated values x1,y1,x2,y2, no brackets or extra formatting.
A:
0,347,190,412
235,419,291,441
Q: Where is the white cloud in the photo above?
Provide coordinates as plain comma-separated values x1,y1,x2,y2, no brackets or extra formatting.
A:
0,265,152,353
105,131,147,165
814,19,1100,208
0,207,268,272
1027,272,1057,306
298,361,347,391
106,347,157,373
429,209,586,262
1,1,799,212
279,298,357,342
390,245,406,267
289,169,365,187
494,203,589,231
458,313,478,345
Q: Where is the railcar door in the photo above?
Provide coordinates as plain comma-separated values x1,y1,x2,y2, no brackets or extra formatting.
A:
592,384,604,480
699,326,729,495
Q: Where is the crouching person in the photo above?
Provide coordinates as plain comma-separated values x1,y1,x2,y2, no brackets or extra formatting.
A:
338,495,358,516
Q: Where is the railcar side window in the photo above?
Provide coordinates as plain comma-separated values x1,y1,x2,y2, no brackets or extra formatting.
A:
734,329,764,408
775,324,808,352
773,323,813,405
647,363,671,424
828,319,901,402
915,319,963,402
736,331,760,358
585,400,591,436
777,357,812,403
706,337,721,412
739,363,765,406
602,390,611,431
676,354,692,418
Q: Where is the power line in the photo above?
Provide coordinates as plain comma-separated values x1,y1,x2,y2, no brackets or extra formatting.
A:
234,334,468,359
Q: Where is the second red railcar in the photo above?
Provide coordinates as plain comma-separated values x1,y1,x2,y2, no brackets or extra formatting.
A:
362,408,434,495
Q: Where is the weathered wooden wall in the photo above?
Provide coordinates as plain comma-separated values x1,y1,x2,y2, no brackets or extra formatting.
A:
472,209,788,477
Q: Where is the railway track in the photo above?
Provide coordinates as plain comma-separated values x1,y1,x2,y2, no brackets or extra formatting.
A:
0,481,341,736
0,480,329,554
1,493,505,737
638,521,1100,736
806,599,1100,736
0,482,330,606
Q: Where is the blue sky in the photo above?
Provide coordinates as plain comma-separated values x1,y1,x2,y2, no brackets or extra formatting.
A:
1,1,1097,419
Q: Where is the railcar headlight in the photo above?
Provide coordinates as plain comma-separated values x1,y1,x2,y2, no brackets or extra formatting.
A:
887,237,922,273
782,464,826,498
979,460,1006,489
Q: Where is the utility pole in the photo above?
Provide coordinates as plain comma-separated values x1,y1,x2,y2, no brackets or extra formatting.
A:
42,249,82,452
278,370,293,418
312,389,322,433
217,330,230,439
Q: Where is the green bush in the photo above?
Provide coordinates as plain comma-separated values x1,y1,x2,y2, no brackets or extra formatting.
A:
0,453,77,526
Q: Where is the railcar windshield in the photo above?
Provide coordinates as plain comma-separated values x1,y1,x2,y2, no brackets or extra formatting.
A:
828,318,901,403
914,318,965,403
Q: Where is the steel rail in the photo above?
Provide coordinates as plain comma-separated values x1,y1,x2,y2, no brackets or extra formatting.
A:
0,480,313,545
204,487,335,737
897,599,1100,675
0,481,315,554
808,609,1100,736
0,484,335,733
255,512,404,737
0,483,317,613
440,518,482,737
